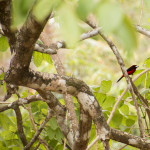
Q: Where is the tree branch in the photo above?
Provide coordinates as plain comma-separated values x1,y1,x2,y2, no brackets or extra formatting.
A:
136,25,150,38
34,43,57,55
13,105,28,146
73,106,92,150
0,0,17,53
110,128,150,150
0,95,42,112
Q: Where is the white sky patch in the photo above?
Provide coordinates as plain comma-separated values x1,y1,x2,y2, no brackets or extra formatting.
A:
128,139,138,145
77,92,95,111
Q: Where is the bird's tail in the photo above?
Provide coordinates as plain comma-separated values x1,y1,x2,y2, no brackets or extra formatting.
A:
117,76,123,83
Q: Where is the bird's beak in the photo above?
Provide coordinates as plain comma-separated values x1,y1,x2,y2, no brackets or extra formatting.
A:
136,65,139,68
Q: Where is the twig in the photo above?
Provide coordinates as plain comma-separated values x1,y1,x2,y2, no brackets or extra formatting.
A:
136,25,150,38
34,43,57,55
80,27,102,41
34,141,41,150
87,135,100,150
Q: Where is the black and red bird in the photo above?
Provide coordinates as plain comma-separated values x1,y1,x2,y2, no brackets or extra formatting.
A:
117,65,139,82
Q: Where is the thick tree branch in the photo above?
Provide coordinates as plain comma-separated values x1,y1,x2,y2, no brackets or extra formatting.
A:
73,106,92,150
110,128,150,150
18,70,110,146
0,0,17,53
13,105,28,146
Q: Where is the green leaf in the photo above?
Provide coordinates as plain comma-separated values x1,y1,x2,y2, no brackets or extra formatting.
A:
134,73,145,86
144,57,150,68
119,104,129,116
3,82,7,93
96,1,123,33
0,113,15,130
43,53,53,64
94,92,106,105
47,128,55,140
146,73,150,88
49,118,58,130
116,16,137,52
41,109,47,115
102,96,115,109
57,4,80,47
101,80,112,93
76,0,97,20
21,90,28,98
55,144,63,150
0,72,4,80
33,51,43,67
119,90,130,100
55,128,64,143
110,110,123,128
0,36,9,52
33,0,61,22
126,119,135,127
12,0,35,28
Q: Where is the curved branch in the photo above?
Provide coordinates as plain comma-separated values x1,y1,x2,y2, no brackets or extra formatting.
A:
13,105,28,146
73,106,92,150
110,128,150,150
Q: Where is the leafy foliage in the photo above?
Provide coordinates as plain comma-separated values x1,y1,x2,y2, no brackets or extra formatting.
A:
0,36,9,52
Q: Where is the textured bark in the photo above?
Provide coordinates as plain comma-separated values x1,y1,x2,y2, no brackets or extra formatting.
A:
110,128,150,150
13,105,28,146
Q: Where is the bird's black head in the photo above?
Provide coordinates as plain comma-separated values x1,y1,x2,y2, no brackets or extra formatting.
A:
131,65,139,68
